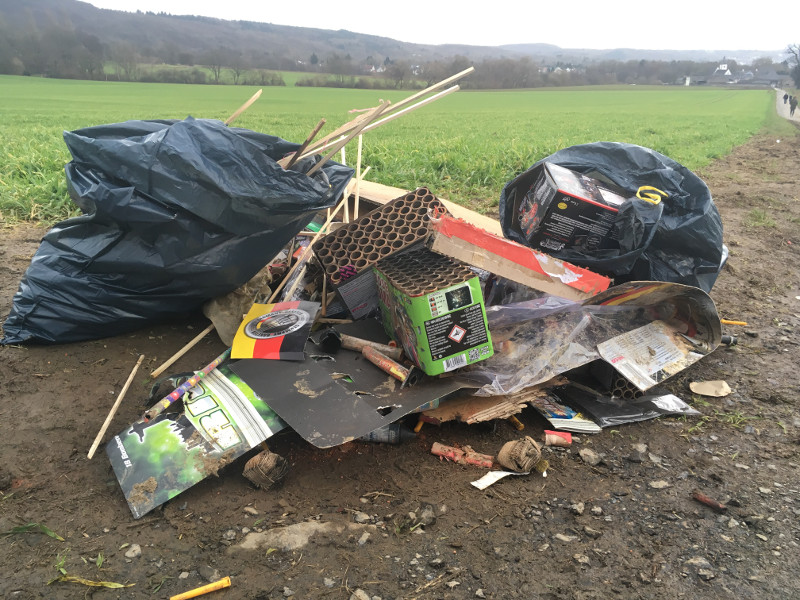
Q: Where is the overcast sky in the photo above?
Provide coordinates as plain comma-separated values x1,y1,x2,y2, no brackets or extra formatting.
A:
87,1,796,54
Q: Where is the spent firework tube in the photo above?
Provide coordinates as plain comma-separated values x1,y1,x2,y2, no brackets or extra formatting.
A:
544,430,572,447
143,348,231,422
431,442,494,468
362,345,409,381
341,332,404,361
361,346,422,387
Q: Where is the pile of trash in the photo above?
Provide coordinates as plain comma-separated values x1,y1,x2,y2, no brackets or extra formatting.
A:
1,72,732,520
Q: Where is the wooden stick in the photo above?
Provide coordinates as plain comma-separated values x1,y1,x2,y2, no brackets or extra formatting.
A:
384,66,473,115
267,194,349,303
285,118,326,169
354,135,363,220
692,489,727,513
88,354,145,459
306,100,390,177
144,348,230,422
150,323,215,379
321,273,328,317
360,86,460,135
280,112,371,167
298,110,371,156
340,147,349,222
295,87,458,164
223,89,262,126
300,66,471,159
288,67,474,166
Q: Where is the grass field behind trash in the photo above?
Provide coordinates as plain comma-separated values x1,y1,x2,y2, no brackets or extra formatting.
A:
0,75,779,223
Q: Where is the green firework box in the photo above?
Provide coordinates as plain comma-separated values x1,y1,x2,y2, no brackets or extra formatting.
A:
374,247,493,376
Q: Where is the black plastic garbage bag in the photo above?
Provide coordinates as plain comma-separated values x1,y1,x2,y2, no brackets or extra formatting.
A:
499,142,725,292
2,117,353,345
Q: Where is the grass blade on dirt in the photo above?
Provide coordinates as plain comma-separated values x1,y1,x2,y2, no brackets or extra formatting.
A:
2,523,65,541
48,575,134,588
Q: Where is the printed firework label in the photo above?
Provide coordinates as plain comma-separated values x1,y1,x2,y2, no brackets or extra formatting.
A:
424,304,489,361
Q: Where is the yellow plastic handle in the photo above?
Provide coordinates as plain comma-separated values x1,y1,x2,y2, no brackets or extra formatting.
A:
636,186,669,204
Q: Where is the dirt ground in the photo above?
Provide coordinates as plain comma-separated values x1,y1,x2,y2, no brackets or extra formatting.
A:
2,119,799,599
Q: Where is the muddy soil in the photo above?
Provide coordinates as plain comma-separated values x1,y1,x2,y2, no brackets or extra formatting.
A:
1,128,799,600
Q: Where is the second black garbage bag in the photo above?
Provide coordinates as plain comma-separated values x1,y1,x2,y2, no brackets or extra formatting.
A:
499,141,725,292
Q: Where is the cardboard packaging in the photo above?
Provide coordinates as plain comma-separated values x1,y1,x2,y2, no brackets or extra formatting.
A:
312,187,448,319
375,247,493,376
515,162,628,254
425,212,611,301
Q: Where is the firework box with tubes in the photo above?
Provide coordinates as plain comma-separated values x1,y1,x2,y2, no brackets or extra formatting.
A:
374,246,493,376
311,188,448,319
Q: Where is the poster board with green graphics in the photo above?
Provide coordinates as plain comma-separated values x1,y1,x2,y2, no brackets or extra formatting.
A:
106,363,286,519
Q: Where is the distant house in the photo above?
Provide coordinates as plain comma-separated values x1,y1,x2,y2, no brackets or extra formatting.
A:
750,70,789,87
708,63,735,84
683,66,788,87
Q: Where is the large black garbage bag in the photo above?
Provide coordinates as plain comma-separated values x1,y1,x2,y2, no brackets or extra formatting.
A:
499,142,725,292
2,117,353,345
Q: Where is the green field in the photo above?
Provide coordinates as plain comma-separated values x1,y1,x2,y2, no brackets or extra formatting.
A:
0,75,789,223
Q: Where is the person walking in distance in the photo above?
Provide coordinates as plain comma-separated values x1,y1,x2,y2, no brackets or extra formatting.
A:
784,92,789,104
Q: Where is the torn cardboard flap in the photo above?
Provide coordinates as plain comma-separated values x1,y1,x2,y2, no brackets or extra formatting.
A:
230,319,477,448
426,213,611,301
422,378,563,425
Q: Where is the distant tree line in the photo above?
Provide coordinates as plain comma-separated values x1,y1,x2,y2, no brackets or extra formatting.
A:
785,45,800,87
0,22,792,89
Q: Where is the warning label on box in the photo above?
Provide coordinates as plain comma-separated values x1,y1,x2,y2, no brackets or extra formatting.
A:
448,325,466,343
424,304,489,360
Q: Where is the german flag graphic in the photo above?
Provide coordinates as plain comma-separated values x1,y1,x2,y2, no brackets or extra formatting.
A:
232,301,320,361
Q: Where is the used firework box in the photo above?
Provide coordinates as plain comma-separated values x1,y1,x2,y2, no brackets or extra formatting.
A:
512,162,628,254
312,187,449,319
375,246,493,376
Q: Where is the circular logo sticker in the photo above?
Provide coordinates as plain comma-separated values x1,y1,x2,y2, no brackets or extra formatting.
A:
244,309,309,340
557,202,568,210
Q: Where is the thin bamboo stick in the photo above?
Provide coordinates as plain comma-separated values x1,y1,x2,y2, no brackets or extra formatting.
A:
295,67,473,161
288,67,474,167
150,323,216,379
321,272,328,317
384,66,473,115
223,89,262,126
340,147,349,222
360,85,460,135
88,354,145,459
354,134,363,219
284,118,326,169
305,100,390,177
295,86,458,164
280,111,372,167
